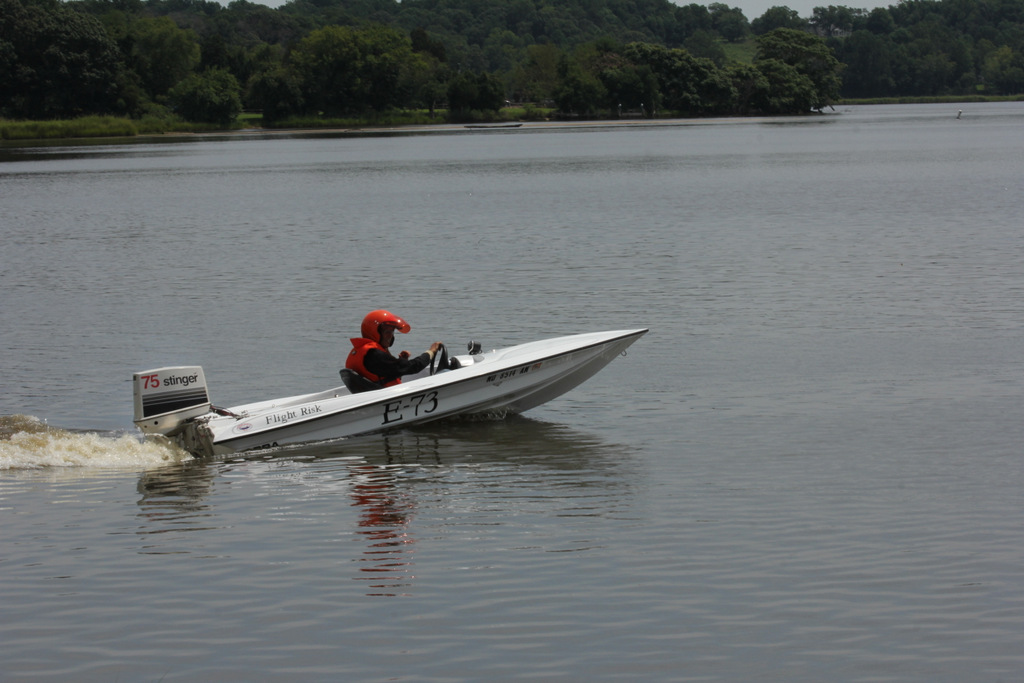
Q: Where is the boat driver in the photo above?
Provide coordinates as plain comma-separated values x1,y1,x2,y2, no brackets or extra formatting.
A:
347,309,443,387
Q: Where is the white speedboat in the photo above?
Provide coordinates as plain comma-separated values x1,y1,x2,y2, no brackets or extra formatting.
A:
133,329,647,457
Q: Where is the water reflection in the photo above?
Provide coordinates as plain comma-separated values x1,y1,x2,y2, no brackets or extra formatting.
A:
347,462,417,596
136,459,218,554
369,416,632,472
137,458,215,514
134,417,635,595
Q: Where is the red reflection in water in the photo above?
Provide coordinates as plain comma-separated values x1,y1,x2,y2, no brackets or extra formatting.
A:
349,464,416,596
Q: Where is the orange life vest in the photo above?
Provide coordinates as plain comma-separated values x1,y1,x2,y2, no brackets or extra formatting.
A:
346,337,402,387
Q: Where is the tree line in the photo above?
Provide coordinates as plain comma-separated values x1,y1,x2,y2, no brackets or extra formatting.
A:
1,0,1022,125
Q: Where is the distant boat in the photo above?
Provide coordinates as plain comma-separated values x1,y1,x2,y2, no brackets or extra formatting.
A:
465,123,523,129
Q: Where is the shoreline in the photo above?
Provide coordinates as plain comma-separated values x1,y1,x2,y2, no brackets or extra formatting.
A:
3,98,1021,146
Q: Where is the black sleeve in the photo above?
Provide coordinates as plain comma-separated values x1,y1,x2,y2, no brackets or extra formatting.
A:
364,349,432,384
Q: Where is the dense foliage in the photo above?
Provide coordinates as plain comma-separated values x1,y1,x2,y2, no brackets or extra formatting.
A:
1,0,1022,125
0,0,125,118
819,1,1024,97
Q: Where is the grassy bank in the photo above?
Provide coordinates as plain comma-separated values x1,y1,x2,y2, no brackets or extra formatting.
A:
262,106,553,129
2,107,557,141
0,115,250,141
263,110,441,129
1,116,139,140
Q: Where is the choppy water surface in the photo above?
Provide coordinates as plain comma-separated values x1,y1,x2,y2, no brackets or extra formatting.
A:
2,104,1023,681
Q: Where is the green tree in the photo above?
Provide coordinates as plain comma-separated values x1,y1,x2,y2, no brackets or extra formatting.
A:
447,71,506,116
672,3,714,41
509,43,562,102
291,24,417,115
835,30,896,97
291,26,361,115
810,5,861,38
168,67,242,123
247,67,303,122
598,56,660,116
361,25,418,112
864,7,896,35
755,27,842,110
410,27,447,62
727,62,771,114
483,28,525,73
753,58,816,113
624,41,734,115
401,54,448,115
130,16,201,98
751,6,808,35
982,45,1024,94
684,29,728,65
0,0,126,118
708,2,751,42
554,52,606,115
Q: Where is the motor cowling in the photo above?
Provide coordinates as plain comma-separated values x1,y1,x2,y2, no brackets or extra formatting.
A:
133,366,211,435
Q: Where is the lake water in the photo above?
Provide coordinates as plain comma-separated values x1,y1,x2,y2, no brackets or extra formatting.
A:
2,103,1023,681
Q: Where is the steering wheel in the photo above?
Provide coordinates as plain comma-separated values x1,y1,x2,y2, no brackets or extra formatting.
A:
429,344,448,376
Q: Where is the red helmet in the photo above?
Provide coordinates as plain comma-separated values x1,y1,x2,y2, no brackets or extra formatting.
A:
361,309,411,343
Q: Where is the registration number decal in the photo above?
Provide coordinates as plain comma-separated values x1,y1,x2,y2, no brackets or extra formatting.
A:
382,391,439,425
487,363,539,384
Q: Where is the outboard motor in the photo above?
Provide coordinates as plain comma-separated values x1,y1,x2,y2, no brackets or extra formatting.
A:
133,366,211,436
